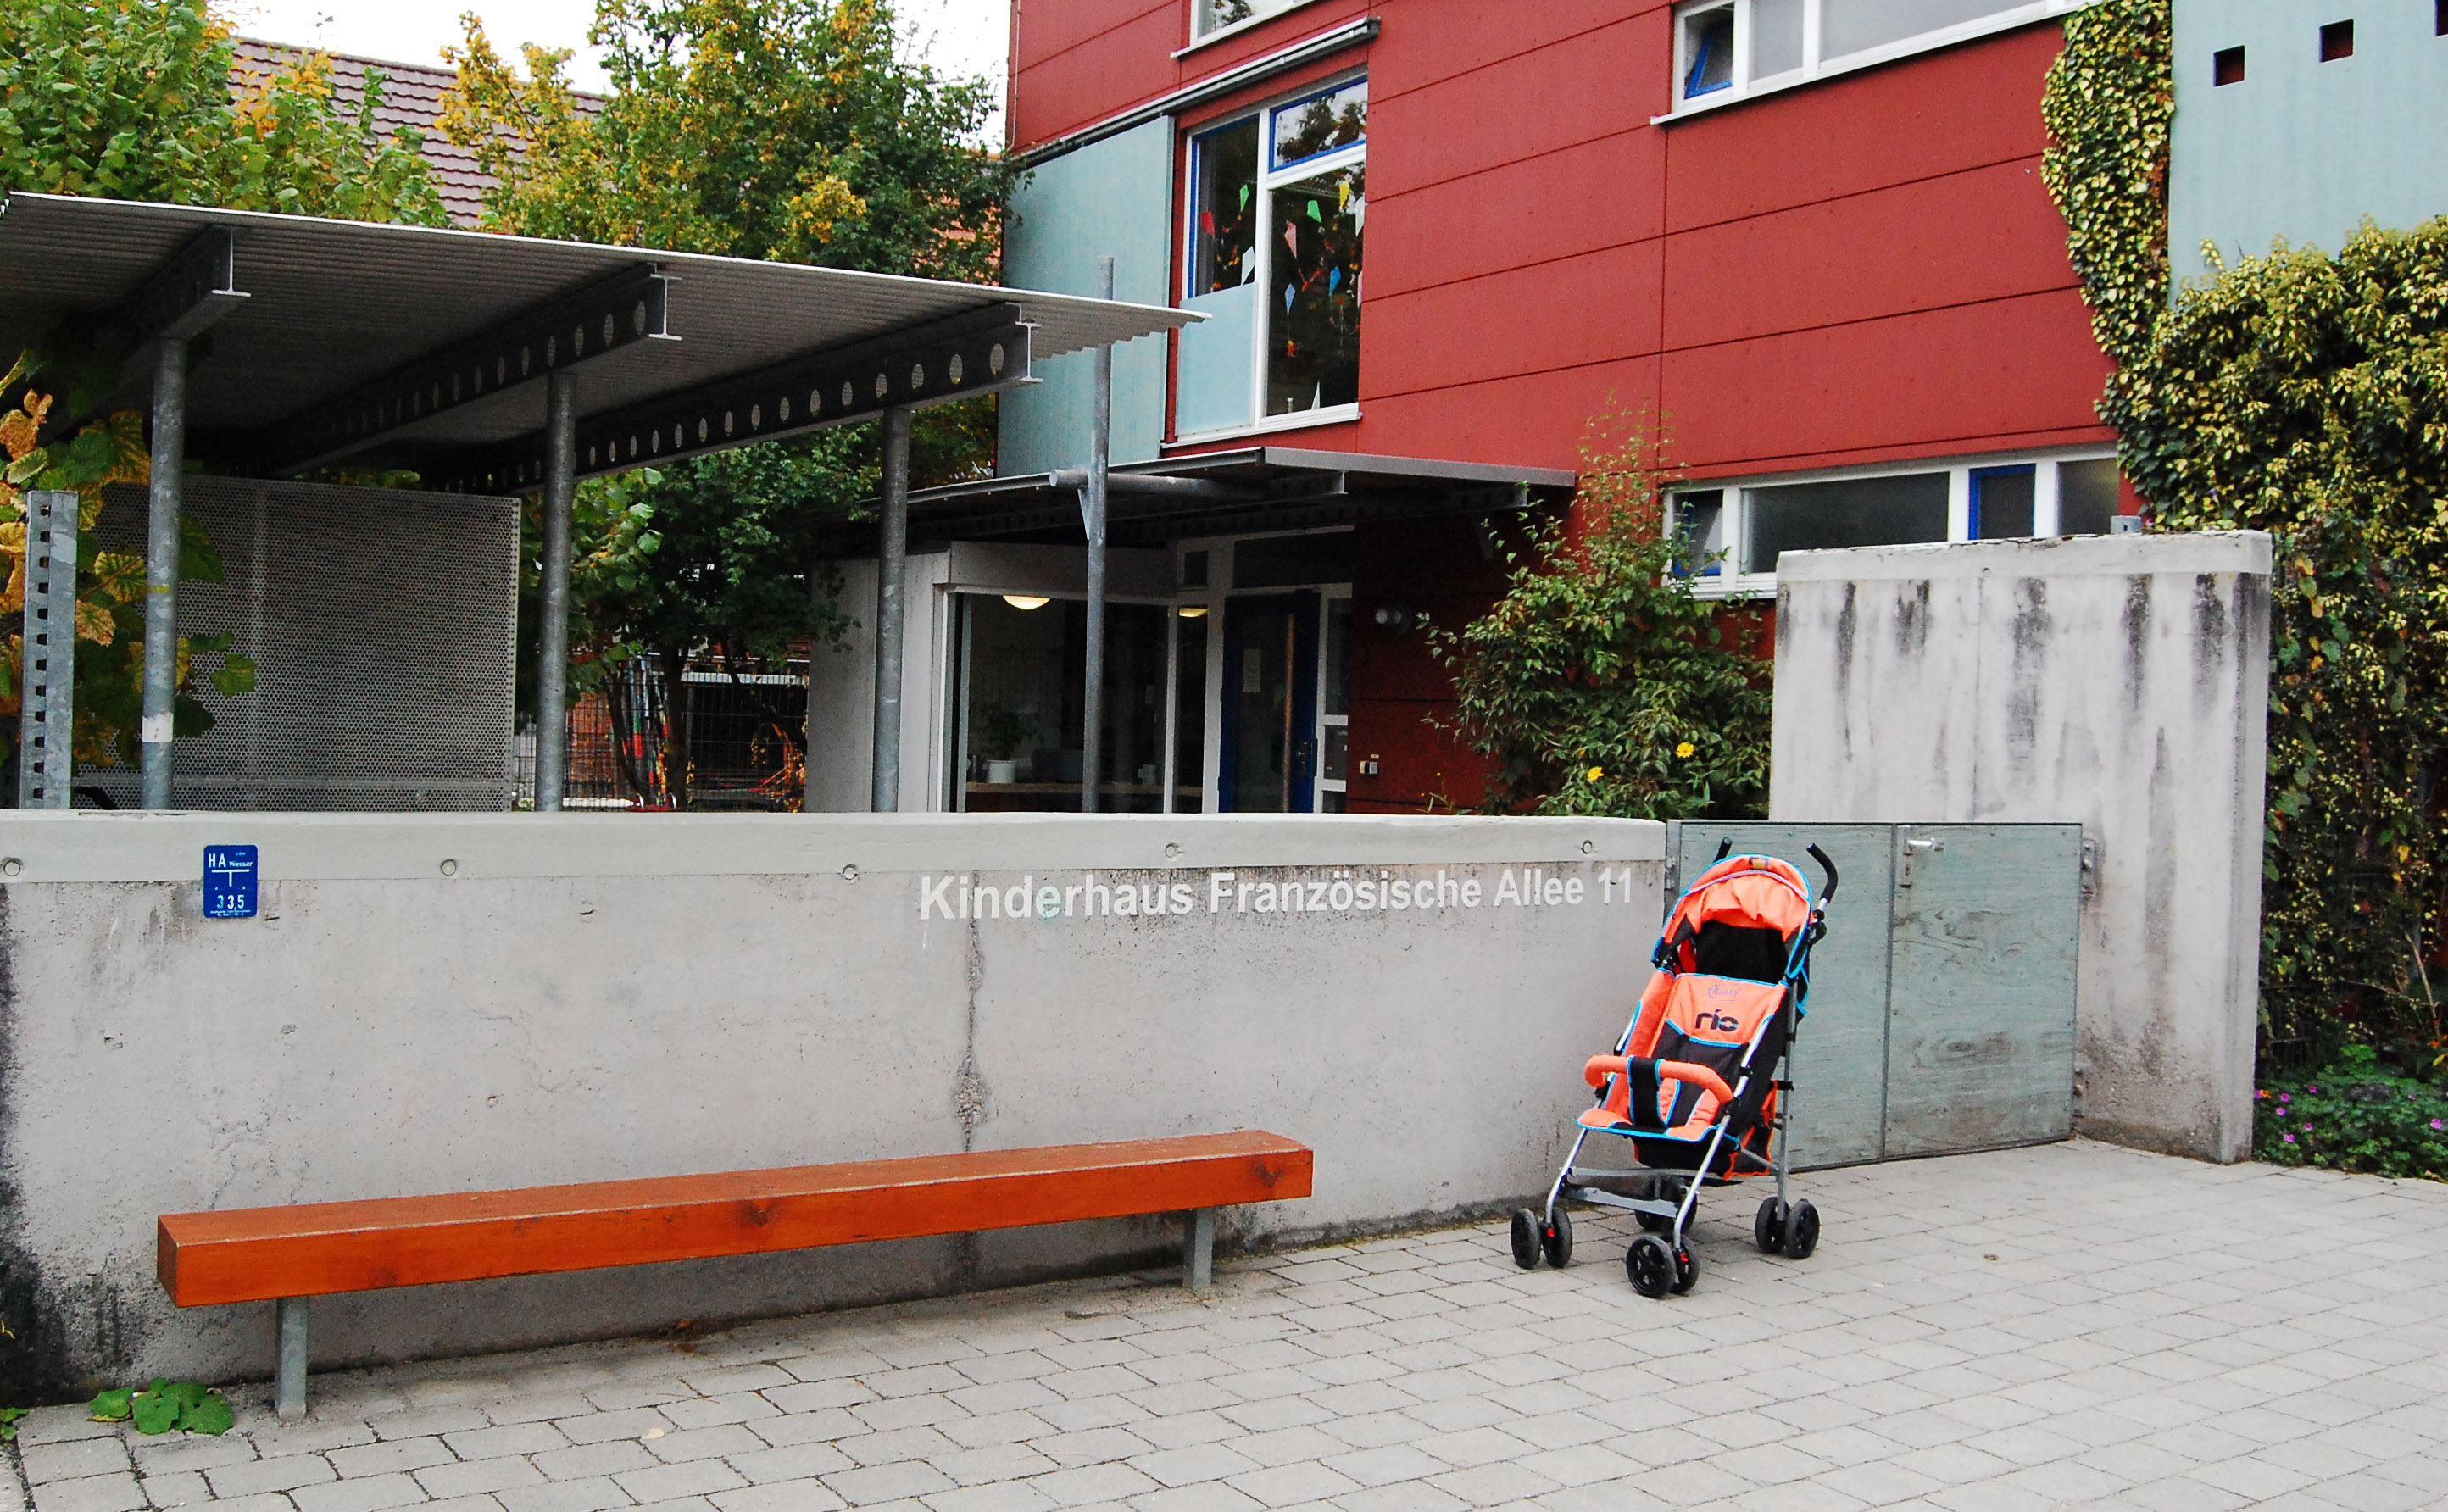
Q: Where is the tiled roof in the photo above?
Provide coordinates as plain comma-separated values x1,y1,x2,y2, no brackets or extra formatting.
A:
231,38,604,228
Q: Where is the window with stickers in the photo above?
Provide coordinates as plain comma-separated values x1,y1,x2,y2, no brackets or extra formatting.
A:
1183,76,1366,429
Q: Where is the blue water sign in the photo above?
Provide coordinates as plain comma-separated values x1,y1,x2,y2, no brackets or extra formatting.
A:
203,845,259,919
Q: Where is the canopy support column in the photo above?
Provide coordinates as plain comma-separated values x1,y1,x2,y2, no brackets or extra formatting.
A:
535,371,577,814
1080,257,1115,815
871,407,912,813
140,338,187,810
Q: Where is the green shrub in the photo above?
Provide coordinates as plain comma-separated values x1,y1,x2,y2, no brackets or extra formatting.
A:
1428,411,1772,820
2255,1047,2448,1179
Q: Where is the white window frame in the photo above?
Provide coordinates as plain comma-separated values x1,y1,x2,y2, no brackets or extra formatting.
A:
1672,448,2119,600
1179,0,1329,54
1176,74,1366,444
1661,0,2098,121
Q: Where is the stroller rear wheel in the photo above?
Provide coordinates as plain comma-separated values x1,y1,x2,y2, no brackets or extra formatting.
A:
1541,1206,1574,1268
1755,1197,1787,1254
1785,1199,1821,1260
1626,1235,1675,1298
1509,1209,1542,1270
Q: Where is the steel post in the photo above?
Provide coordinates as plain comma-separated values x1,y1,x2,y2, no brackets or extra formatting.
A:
139,337,187,809
1182,1207,1215,1291
274,1296,309,1420
1080,257,1115,814
871,408,912,812
535,372,577,813
17,490,79,808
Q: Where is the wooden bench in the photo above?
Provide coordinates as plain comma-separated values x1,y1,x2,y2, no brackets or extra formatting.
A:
159,1131,1312,1420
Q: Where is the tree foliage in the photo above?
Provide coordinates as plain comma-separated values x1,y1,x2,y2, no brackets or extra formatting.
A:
0,357,254,772
445,0,1011,807
2109,222,2448,1054
2045,0,2448,1059
0,0,446,222
438,0,1007,277
1430,414,1772,820
2039,0,2172,368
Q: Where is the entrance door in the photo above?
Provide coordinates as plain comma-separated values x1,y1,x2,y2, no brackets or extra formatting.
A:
1218,592,1318,812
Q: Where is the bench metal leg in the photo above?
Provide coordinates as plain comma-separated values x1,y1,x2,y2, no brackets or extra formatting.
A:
1182,1208,1215,1292
275,1297,309,1421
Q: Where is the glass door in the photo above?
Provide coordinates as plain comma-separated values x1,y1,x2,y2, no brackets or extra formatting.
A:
1217,592,1319,812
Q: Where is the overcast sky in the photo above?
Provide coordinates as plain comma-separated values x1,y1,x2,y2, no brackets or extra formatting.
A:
225,1,1011,132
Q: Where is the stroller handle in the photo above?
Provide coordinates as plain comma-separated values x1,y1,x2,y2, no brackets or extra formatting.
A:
1807,843,1840,905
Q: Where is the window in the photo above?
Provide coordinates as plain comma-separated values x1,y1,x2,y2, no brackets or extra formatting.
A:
1194,0,1309,42
2213,45,2246,86
1669,453,2123,594
2319,19,2354,61
1668,0,2091,113
1180,77,1366,434
952,595,1172,813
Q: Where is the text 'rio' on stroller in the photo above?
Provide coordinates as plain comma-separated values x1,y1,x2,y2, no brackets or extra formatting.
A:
1511,841,1839,1298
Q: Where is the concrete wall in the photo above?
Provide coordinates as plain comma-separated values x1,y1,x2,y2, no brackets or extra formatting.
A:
1769,532,2272,1162
0,811,1661,1398
2170,0,2448,282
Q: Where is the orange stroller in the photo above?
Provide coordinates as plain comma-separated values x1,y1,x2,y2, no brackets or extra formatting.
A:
1511,842,1838,1297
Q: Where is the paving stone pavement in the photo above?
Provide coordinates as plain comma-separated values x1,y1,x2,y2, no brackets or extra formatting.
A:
12,1140,2448,1512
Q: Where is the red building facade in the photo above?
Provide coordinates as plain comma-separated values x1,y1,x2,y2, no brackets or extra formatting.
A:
904,1,2118,818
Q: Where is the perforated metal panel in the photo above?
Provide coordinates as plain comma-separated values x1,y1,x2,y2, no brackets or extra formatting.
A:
82,477,520,810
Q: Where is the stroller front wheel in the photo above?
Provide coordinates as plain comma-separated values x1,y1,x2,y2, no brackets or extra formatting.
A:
1626,1234,1676,1298
1785,1199,1821,1260
1510,1209,1542,1269
1755,1197,1787,1254
1541,1206,1574,1269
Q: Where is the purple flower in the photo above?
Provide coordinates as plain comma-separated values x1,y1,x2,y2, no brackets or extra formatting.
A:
2284,1134,2297,1143
2279,1093,2291,1103
2309,1086,2320,1094
2432,1120,2443,1131
2303,1123,2313,1131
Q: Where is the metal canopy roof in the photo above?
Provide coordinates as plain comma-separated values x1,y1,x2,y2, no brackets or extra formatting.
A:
869,447,1579,552
0,192,1194,487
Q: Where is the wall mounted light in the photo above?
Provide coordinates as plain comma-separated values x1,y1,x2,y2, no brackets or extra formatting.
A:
1373,606,1422,633
1177,605,1210,619
1002,594,1051,610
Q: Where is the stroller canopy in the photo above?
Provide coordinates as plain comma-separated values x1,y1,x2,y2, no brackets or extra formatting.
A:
1659,854,1814,981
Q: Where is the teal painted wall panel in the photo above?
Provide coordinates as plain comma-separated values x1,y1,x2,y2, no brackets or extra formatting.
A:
1882,825,2081,1157
999,120,1176,476
1175,285,1255,436
2171,0,2448,284
1671,823,1895,1170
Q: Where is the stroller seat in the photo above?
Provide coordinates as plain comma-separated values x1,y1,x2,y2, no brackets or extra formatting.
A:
1578,973,1787,1139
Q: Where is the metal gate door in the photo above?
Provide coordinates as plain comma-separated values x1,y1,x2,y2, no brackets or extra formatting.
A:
1666,822,2081,1167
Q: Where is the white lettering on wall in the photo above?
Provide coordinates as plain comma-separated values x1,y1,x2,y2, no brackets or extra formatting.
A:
912,864,1642,922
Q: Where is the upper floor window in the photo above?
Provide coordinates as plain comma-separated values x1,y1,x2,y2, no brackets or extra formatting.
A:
1182,78,1366,429
1196,0,1311,42
1670,0,2093,114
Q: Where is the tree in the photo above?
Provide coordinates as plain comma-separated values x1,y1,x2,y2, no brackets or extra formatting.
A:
0,0,448,223
442,0,1013,808
1429,413,1772,820
0,0,447,786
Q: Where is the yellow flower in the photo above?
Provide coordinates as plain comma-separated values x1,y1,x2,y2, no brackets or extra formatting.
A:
1586,766,1603,782
1675,741,1695,759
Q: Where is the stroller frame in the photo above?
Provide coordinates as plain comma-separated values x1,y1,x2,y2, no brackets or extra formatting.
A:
1516,842,1839,1297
